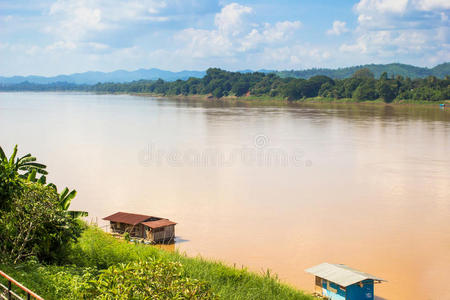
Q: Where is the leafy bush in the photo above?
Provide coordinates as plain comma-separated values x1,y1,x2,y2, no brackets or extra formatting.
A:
0,183,83,264
84,260,217,299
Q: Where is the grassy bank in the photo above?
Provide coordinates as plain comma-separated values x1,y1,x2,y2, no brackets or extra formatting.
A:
127,93,449,107
0,226,315,300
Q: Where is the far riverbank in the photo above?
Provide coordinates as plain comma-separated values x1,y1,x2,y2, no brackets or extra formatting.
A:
116,92,450,108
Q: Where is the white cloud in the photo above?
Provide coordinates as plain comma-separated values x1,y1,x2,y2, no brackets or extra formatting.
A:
240,21,301,51
2,0,448,75
214,3,253,36
327,20,348,35
340,30,434,55
355,0,450,23
46,0,170,43
48,0,105,41
46,41,77,51
263,21,302,42
253,45,331,69
355,0,409,14
341,0,450,65
176,3,302,59
414,0,450,11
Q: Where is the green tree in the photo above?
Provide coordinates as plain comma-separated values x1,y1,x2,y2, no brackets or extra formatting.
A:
352,68,375,79
377,80,396,103
212,87,224,98
318,82,334,97
231,81,250,96
0,145,85,264
282,79,304,101
305,75,334,97
353,79,378,101
0,183,83,263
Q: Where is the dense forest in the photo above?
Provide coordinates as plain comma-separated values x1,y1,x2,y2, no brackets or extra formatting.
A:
1,68,449,102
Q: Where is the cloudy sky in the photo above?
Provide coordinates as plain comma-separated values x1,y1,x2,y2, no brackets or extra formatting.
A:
0,0,449,76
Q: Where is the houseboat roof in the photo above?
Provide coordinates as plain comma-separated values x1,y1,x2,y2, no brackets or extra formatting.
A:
305,263,386,287
103,212,153,225
141,219,177,229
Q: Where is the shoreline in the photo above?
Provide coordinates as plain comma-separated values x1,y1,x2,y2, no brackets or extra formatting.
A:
95,92,450,107
0,226,316,299
1,90,448,108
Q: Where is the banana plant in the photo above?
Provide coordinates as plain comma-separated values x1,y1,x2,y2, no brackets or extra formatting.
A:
29,175,88,219
58,187,88,219
26,169,47,184
0,145,48,178
1,145,87,219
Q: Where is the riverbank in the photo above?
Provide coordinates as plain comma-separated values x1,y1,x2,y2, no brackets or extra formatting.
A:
120,92,449,107
1,90,448,107
0,226,316,299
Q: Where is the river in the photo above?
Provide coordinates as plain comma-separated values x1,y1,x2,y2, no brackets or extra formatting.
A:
1,92,449,299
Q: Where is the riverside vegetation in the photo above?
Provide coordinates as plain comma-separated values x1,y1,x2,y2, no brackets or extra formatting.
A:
1,68,449,104
0,145,315,300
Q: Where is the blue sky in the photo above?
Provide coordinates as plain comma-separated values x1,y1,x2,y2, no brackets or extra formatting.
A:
0,0,449,76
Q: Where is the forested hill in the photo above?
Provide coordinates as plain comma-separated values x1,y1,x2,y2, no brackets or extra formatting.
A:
2,68,447,103
0,63,448,85
276,63,450,79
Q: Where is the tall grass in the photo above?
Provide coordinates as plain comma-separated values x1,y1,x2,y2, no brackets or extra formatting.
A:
1,226,315,299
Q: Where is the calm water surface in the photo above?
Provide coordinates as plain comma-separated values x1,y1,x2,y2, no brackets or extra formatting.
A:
1,92,449,299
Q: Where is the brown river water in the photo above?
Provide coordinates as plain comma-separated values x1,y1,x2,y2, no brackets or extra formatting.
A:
1,92,449,299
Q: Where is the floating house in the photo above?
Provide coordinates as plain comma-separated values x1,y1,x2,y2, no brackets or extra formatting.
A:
305,263,385,300
103,212,176,243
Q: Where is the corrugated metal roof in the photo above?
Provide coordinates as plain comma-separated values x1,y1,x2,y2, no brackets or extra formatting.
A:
103,212,152,225
141,219,177,229
305,263,386,287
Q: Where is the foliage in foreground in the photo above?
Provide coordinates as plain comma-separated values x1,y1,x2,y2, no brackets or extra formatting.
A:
1,226,315,299
0,145,85,264
86,260,217,299
0,183,83,263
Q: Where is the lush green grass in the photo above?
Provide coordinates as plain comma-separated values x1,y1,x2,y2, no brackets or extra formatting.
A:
1,226,315,300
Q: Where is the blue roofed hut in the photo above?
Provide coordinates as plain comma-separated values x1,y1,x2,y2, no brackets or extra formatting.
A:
305,263,385,300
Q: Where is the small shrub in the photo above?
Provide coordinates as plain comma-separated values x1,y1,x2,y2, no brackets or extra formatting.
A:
84,259,217,299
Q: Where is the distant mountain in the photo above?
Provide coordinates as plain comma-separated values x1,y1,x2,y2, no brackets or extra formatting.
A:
275,63,450,79
0,63,448,86
0,68,206,85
